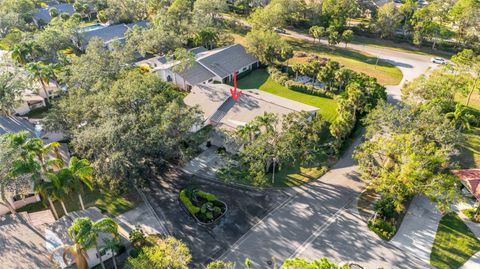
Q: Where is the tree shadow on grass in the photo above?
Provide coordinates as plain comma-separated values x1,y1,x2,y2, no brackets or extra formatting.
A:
286,38,405,69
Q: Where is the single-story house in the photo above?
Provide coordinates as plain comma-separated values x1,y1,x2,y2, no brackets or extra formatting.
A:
184,84,318,150
46,207,119,269
137,44,260,91
453,169,480,201
15,93,46,115
76,21,148,50
33,3,75,26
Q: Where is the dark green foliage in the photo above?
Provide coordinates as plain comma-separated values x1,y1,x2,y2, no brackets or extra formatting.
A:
179,188,226,223
368,218,397,240
374,197,397,219
179,189,200,215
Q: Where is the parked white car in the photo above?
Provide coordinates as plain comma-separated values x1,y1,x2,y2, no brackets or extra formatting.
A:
431,57,447,64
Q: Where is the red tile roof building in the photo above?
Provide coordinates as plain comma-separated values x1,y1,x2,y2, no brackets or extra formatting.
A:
452,169,480,201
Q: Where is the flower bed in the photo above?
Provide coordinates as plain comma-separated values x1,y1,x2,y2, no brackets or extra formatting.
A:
179,188,227,224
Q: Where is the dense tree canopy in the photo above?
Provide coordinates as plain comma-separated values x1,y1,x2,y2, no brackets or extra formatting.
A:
125,237,192,269
245,29,292,64
354,103,461,213
47,66,201,192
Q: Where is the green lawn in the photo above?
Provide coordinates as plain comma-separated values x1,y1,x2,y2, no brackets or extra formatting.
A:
17,188,140,218
230,32,403,86
235,69,338,122
430,213,480,269
284,37,403,86
23,105,52,119
351,35,453,58
458,127,480,168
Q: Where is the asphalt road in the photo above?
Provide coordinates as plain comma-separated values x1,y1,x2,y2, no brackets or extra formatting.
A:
281,29,435,102
218,23,440,268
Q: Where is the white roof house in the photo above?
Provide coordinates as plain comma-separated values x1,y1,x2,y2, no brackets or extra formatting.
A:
184,84,318,132
137,44,259,90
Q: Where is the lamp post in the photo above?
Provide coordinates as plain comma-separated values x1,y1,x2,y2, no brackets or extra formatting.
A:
271,156,278,185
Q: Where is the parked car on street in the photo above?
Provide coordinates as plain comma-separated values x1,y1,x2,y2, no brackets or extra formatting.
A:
431,57,447,64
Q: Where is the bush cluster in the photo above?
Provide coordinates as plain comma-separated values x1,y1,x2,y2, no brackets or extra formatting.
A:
196,191,217,202
267,67,334,98
179,189,200,215
368,218,397,240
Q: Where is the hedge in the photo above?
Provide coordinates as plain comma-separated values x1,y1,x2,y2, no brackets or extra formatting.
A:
266,67,335,99
179,189,200,215
197,191,217,202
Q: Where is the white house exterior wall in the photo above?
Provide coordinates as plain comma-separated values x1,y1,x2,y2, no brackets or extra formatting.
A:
0,194,41,216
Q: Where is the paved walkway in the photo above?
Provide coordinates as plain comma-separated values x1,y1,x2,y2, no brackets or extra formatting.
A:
115,203,167,236
390,196,442,264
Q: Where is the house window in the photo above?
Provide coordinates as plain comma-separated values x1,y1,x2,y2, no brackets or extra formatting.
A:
167,75,173,82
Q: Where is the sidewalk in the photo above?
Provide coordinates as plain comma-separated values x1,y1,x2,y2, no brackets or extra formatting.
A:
390,196,442,264
115,203,167,236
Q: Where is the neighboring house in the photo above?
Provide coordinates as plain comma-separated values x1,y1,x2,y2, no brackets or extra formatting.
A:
46,207,120,269
137,44,260,91
453,169,480,201
184,84,318,150
14,82,61,116
0,116,68,216
33,3,75,26
15,92,46,115
76,21,148,50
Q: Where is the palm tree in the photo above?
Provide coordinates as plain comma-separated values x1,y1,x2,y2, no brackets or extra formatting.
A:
8,134,64,219
36,169,71,216
26,62,51,101
68,217,120,269
255,112,277,134
11,41,42,66
50,242,89,269
100,238,121,269
445,104,471,130
66,157,94,210
236,123,259,144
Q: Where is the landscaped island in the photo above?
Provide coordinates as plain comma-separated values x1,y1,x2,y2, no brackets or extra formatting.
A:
179,188,227,224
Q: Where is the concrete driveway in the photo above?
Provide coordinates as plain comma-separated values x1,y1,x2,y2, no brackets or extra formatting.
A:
390,196,442,264
219,136,432,268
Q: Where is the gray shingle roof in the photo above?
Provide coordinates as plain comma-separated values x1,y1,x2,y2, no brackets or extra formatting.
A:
180,62,216,85
197,44,258,79
33,4,75,24
81,24,129,45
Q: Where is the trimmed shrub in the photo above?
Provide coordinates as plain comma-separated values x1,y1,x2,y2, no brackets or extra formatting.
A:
180,189,200,215
368,218,397,240
197,191,217,202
